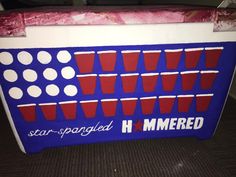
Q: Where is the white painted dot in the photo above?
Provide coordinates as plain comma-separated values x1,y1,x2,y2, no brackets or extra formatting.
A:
46,84,59,96
9,87,23,99
61,66,75,79
57,50,71,63
3,70,18,82
17,51,33,65
43,68,57,81
27,85,42,98
37,51,52,64
64,85,78,96
0,52,13,65
23,69,37,82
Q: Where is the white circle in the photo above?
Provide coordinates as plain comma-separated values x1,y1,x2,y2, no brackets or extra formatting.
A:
3,70,18,82
37,51,52,64
9,87,23,99
0,52,13,65
23,69,37,82
64,85,78,96
57,50,71,63
61,66,75,79
46,84,59,96
43,68,58,81
17,51,33,65
27,85,42,98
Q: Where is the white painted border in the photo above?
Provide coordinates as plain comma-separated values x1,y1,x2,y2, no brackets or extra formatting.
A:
1,23,236,49
0,86,26,153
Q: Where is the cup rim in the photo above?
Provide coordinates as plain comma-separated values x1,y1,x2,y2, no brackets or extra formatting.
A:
120,73,139,77
196,93,214,97
164,49,183,52
121,50,140,53
142,50,161,53
17,103,36,107
59,100,77,104
180,70,199,74
184,48,204,52
200,70,219,74
177,95,194,98
80,100,98,103
205,47,224,50
101,99,118,102
39,102,57,106
159,95,176,98
140,96,157,100
141,73,159,76
97,50,117,54
120,97,138,101
74,51,95,54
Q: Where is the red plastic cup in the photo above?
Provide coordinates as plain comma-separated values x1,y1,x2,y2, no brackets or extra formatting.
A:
101,99,118,117
74,51,95,73
184,48,203,69
205,47,223,68
99,74,117,94
80,100,98,118
98,50,117,72
121,73,139,93
196,94,213,112
164,49,183,70
177,95,194,113
161,72,179,91
17,103,36,122
140,96,157,115
180,71,199,91
200,70,219,90
120,98,138,116
39,103,57,120
121,50,140,72
158,96,176,114
77,74,97,95
143,50,161,71
141,73,159,92
59,101,77,120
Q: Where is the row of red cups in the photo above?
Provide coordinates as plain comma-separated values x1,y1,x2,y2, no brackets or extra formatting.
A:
77,70,218,94
74,47,223,73
17,93,213,122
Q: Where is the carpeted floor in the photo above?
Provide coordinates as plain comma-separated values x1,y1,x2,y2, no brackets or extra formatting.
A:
0,97,235,177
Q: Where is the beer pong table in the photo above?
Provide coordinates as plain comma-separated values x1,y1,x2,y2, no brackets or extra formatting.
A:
0,7,236,153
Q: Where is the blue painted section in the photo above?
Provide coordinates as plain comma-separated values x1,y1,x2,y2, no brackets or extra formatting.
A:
0,42,236,153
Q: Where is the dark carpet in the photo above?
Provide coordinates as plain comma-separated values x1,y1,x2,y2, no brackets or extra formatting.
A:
0,97,235,177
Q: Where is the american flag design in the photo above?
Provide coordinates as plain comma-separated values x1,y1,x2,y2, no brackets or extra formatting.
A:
0,43,235,153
